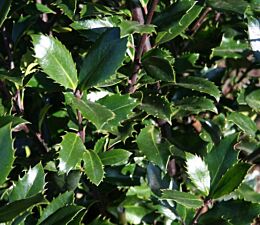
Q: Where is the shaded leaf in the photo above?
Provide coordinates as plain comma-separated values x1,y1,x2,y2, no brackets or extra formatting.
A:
38,205,84,225
162,190,203,208
136,125,170,170
0,193,46,222
0,123,14,185
99,149,132,166
175,76,220,101
32,34,78,90
79,28,127,90
9,163,45,202
58,133,86,173
207,0,249,14
245,89,260,112
235,183,260,203
65,92,114,131
205,134,238,196
212,162,251,199
227,112,257,137
37,191,74,224
55,0,77,19
0,0,12,27
83,150,104,185
186,153,210,195
36,3,56,14
0,115,29,128
119,20,156,36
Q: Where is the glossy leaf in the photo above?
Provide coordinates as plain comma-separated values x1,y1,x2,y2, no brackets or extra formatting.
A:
99,149,132,166
175,76,220,101
79,28,127,90
0,193,46,222
162,190,203,208
186,153,210,195
212,162,251,199
227,112,257,137
58,132,85,173
0,0,12,27
174,96,218,114
37,191,74,224
0,123,14,185
70,18,113,30
32,34,78,90
156,2,203,44
119,20,156,36
97,94,139,132
65,92,114,131
245,89,260,112
38,205,84,225
235,183,260,203
55,0,77,19
9,163,45,202
0,115,29,128
136,125,170,170
83,150,104,185
207,0,249,14
205,134,238,195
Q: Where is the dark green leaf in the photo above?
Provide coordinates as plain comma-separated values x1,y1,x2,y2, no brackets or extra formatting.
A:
0,0,12,27
0,123,14,185
212,162,251,199
55,0,77,19
36,3,56,14
175,76,220,101
162,190,203,208
0,115,29,128
99,149,132,166
0,193,46,222
37,191,74,224
245,89,260,112
32,34,78,90
38,205,84,225
58,132,86,173
119,20,156,36
79,28,127,90
70,18,113,30
186,153,210,195
205,134,238,196
65,92,114,132
9,163,45,202
235,183,260,203
83,150,104,185
207,0,249,14
227,112,257,137
136,125,170,170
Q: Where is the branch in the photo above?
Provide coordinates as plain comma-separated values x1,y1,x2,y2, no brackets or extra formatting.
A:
129,0,159,93
190,200,212,224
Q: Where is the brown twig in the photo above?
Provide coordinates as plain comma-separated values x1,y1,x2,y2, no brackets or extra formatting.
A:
190,200,212,224
129,0,159,93
75,90,86,143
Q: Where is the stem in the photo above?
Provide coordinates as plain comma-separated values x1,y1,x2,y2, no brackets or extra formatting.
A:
190,200,211,225
75,90,85,143
129,0,159,93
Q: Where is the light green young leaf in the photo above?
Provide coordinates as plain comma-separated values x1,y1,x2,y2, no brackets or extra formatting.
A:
79,28,127,90
9,163,45,202
162,190,203,208
32,34,78,90
0,123,15,185
227,112,257,137
99,149,132,166
205,134,238,196
212,162,251,199
83,150,104,185
186,153,210,195
65,92,114,132
37,191,74,224
0,193,46,222
136,125,170,170
175,76,220,101
245,89,260,112
58,132,86,174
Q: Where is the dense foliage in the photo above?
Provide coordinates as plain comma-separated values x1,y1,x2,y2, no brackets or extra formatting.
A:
0,0,260,224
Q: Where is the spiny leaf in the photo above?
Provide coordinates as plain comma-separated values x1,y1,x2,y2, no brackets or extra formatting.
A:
37,191,74,224
136,125,170,170
83,150,104,185
32,34,78,90
79,28,127,90
99,149,132,166
186,153,210,196
0,123,15,185
9,163,45,202
65,92,114,132
235,183,260,203
175,76,220,101
227,112,257,137
162,190,203,209
212,162,251,199
245,89,260,112
58,132,86,174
